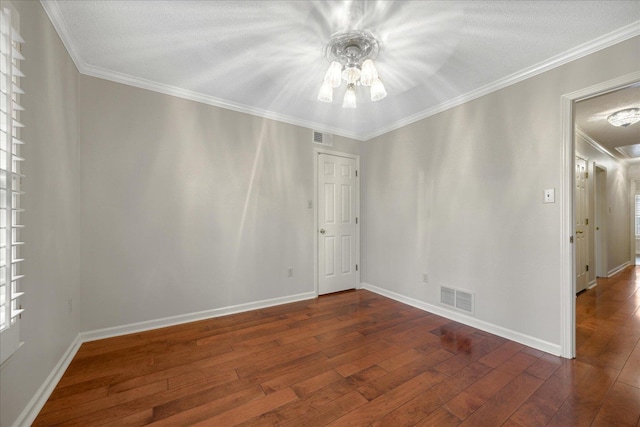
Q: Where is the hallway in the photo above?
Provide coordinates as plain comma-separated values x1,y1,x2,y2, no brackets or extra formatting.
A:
571,265,640,425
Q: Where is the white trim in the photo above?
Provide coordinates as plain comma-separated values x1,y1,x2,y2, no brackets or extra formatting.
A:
362,283,561,356
313,148,361,296
9,291,315,426
587,280,597,290
363,22,640,141
39,0,640,142
81,64,365,141
12,335,83,427
561,71,640,359
38,0,84,73
575,128,623,163
561,95,576,359
80,291,316,342
608,261,631,277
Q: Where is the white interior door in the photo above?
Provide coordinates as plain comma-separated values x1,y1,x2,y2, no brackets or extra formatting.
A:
318,153,358,295
575,156,588,293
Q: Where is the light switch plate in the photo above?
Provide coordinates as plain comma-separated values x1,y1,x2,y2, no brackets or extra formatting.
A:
544,188,555,203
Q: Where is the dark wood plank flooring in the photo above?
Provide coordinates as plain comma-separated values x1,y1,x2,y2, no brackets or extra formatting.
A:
34,268,640,426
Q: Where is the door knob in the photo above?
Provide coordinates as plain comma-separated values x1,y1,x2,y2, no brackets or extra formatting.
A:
576,231,583,234
320,229,326,234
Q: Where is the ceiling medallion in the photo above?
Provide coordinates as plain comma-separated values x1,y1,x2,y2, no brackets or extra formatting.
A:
317,30,387,108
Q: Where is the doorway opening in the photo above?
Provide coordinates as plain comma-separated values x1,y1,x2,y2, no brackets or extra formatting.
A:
561,71,640,359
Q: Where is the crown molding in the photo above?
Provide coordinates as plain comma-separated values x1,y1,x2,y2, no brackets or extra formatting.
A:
80,63,366,141
40,0,639,142
575,127,623,162
40,0,364,142
39,0,85,72
576,126,640,165
363,21,640,141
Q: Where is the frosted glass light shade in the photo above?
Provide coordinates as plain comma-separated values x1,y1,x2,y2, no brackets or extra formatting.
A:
342,85,357,108
360,59,378,86
324,61,343,88
317,82,333,103
370,78,387,101
607,108,640,127
342,66,361,84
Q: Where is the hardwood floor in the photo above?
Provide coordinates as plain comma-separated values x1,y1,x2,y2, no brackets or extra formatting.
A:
34,269,640,426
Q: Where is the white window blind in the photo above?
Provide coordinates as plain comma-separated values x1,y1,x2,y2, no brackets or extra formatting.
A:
0,4,25,365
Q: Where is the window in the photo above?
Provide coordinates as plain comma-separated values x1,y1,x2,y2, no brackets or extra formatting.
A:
0,3,24,365
635,195,640,236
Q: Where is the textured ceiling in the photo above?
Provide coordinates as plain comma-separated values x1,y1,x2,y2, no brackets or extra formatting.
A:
575,85,640,161
42,0,640,140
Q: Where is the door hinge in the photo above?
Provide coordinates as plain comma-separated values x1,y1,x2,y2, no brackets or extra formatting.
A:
585,171,589,178
570,236,574,243
355,264,358,271
355,217,358,224
355,170,358,177
586,265,589,272
585,218,589,225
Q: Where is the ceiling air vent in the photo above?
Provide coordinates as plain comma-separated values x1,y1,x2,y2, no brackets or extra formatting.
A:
313,131,333,146
441,286,475,315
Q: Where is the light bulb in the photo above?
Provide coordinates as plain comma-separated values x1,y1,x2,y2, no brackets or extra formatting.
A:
342,84,357,108
370,78,387,101
360,59,378,86
317,82,333,103
324,61,343,88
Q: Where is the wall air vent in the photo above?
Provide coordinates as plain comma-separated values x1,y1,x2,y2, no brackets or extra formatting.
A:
313,131,333,146
440,286,455,307
440,286,475,315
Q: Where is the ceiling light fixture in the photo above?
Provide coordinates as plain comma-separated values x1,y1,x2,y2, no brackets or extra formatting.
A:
607,108,640,127
317,30,386,108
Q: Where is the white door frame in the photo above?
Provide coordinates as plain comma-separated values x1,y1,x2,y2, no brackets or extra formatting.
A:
313,148,360,296
560,71,640,358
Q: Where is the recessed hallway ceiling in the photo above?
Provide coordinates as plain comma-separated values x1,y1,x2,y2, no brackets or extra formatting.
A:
575,85,640,161
42,1,640,140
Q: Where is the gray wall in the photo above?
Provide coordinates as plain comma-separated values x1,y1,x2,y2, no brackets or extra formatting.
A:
576,133,630,283
0,1,81,426
78,76,360,331
360,36,640,347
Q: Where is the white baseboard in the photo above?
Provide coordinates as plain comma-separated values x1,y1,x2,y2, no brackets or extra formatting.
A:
608,261,630,277
588,280,598,289
11,291,316,426
80,291,316,342
361,282,562,357
12,335,83,427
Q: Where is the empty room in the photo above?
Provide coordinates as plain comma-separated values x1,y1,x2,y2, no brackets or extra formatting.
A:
1,1,640,425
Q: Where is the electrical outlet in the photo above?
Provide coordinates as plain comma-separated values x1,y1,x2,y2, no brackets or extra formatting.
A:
422,273,429,283
287,267,294,277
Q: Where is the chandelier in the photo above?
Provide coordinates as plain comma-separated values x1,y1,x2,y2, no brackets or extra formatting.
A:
607,108,640,127
317,29,387,108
